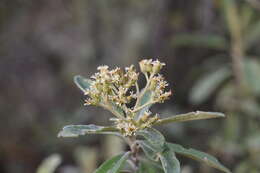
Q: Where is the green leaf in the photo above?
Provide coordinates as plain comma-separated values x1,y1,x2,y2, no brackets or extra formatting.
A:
137,128,165,150
154,111,225,126
167,143,231,173
244,20,260,49
172,33,228,50
137,160,163,173
137,140,158,160
190,67,231,104
158,148,180,173
74,75,92,93
58,125,120,138
135,90,153,120
94,152,130,173
36,154,62,173
244,59,260,95
110,102,125,117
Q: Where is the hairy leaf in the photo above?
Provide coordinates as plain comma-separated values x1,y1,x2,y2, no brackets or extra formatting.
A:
58,125,120,137
244,59,260,95
137,140,158,160
190,67,231,104
94,152,130,173
159,149,180,173
137,160,163,173
155,111,225,125
245,20,260,49
137,128,165,150
167,143,231,173
135,90,153,120
74,75,92,93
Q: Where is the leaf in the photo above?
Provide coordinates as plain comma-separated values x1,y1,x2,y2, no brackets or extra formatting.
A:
74,75,92,93
244,59,260,95
110,102,125,117
135,90,153,120
244,20,260,49
94,152,130,173
158,148,180,173
137,128,165,150
190,66,231,104
154,111,225,126
137,160,163,173
137,140,158,160
58,125,120,138
172,33,228,50
167,143,231,173
36,154,62,173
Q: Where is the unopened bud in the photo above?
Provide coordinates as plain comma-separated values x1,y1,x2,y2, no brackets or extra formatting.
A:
152,60,165,74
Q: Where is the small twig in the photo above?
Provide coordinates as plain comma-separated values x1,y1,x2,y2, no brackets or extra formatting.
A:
128,137,140,173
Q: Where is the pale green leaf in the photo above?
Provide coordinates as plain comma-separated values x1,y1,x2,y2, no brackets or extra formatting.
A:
111,102,125,117
244,59,260,95
135,90,153,120
137,140,158,160
137,160,163,173
36,154,62,173
58,125,119,138
74,75,92,93
167,143,231,173
159,149,180,173
94,152,130,173
155,111,225,126
137,128,165,150
244,20,260,49
190,67,231,104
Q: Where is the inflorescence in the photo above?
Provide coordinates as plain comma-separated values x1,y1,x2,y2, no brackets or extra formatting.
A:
83,59,171,136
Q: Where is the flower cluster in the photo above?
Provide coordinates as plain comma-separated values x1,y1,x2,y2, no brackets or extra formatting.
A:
84,65,138,106
83,59,171,136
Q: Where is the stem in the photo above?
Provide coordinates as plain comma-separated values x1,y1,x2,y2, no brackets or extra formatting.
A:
132,101,156,113
135,82,140,95
224,0,249,138
225,0,247,96
128,136,140,173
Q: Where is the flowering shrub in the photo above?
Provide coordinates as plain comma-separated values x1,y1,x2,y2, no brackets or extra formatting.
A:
58,59,231,173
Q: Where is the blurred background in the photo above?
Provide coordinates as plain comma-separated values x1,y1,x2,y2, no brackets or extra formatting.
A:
1,0,260,172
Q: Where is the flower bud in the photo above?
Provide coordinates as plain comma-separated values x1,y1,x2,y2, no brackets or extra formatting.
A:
139,59,153,73
152,60,165,74
139,60,147,73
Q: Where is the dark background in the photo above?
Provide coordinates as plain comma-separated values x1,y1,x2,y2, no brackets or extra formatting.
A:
1,0,260,172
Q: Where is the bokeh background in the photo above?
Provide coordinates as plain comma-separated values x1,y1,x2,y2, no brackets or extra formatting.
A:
1,0,260,172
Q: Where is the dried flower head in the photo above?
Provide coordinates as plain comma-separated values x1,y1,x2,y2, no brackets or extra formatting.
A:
83,59,171,136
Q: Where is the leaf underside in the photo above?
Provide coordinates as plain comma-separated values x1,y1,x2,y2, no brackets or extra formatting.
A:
137,128,165,150
58,124,120,138
159,149,180,173
135,89,153,120
74,75,92,93
155,111,225,125
167,143,231,173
